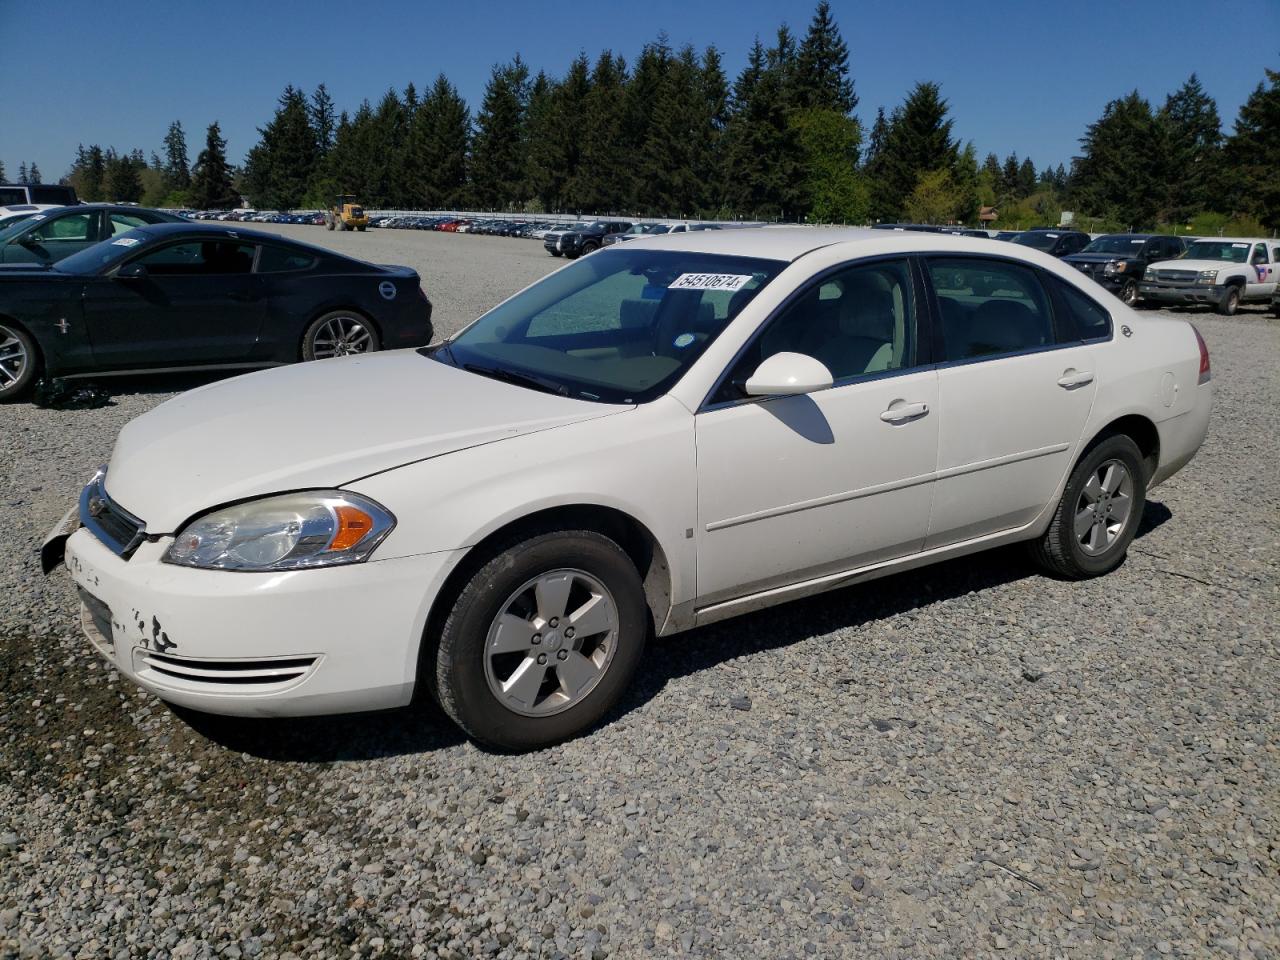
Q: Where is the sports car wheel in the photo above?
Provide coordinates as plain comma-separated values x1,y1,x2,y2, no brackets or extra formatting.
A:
302,312,380,361
433,530,648,750
0,323,38,402
1029,434,1146,579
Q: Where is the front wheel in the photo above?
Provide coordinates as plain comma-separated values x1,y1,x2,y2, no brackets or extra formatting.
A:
1119,279,1138,306
1029,434,1147,579
1217,286,1240,316
433,530,648,750
548,250,563,258
581,241,599,255
301,311,380,361
0,322,38,402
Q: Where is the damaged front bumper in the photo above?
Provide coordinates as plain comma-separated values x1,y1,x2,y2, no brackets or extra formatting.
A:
56,525,462,717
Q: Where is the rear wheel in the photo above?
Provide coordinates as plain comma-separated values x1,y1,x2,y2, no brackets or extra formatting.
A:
1217,285,1241,316
0,322,38,402
1029,434,1147,579
433,530,648,750
302,311,380,361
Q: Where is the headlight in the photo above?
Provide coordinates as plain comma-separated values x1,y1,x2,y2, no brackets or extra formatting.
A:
1143,269,1155,281
1104,260,1127,275
163,491,394,571
1197,270,1219,286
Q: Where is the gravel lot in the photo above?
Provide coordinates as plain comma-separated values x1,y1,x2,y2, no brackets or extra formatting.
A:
2,227,1277,959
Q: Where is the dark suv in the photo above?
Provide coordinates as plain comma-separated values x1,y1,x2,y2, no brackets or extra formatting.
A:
0,183,78,206
1063,234,1187,305
1011,228,1091,258
545,220,632,259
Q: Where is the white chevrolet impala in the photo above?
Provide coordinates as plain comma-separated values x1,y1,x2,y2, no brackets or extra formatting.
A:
45,228,1212,749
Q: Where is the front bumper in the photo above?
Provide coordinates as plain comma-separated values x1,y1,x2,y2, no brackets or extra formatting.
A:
1138,283,1226,305
62,526,462,717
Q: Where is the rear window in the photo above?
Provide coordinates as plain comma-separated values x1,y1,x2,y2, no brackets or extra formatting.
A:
1054,278,1112,341
30,185,77,205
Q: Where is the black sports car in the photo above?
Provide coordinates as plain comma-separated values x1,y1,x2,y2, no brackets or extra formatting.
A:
0,204,187,265
0,224,433,401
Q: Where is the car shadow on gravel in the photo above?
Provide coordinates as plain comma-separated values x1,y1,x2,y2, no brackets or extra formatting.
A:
618,498,1174,717
169,501,1173,760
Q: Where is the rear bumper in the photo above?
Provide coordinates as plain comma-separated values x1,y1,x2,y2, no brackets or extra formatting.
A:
1138,283,1226,305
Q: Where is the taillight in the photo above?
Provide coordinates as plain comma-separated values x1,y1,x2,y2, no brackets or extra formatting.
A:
1191,324,1210,384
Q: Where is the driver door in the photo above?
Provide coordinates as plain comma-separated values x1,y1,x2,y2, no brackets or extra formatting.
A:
82,238,266,369
693,258,939,606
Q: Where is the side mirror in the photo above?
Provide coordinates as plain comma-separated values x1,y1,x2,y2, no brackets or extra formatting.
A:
18,233,42,248
744,352,834,397
116,262,148,280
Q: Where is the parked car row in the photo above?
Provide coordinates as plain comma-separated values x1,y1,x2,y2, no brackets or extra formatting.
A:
182,210,326,225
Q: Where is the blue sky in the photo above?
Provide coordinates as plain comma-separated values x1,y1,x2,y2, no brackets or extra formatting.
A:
1,0,1274,181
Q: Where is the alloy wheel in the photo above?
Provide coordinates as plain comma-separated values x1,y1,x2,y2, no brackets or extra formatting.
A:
1074,459,1133,556
311,316,372,358
0,326,29,391
483,568,619,718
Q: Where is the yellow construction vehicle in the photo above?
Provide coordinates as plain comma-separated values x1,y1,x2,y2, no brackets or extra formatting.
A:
326,195,368,232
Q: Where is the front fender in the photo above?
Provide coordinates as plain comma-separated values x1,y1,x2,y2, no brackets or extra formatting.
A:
346,396,698,609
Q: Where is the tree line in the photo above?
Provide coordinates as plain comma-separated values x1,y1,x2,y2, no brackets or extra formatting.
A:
49,3,1278,232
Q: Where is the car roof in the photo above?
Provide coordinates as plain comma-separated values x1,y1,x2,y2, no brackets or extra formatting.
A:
623,225,1034,261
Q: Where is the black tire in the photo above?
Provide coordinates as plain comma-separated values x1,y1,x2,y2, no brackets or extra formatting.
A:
1217,285,1241,316
581,241,599,255
563,250,580,260
0,322,39,402
1119,279,1138,306
301,310,381,361
357,226,366,232
433,530,648,750
548,250,563,258
1029,434,1147,579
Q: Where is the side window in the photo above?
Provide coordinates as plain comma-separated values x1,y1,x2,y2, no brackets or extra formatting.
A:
1251,243,1268,265
1055,279,1112,341
136,240,256,276
32,212,95,242
927,258,1055,361
109,213,148,236
721,258,917,397
257,244,318,273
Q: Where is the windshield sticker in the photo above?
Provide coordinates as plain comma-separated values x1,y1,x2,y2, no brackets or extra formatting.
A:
1232,243,1248,248
669,273,754,292
673,333,696,349
31,214,46,221
112,237,139,247
1131,239,1145,244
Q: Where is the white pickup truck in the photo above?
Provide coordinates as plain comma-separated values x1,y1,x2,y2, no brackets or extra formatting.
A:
1139,237,1280,315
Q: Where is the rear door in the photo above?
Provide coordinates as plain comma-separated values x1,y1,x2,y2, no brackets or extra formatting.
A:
1247,243,1277,299
82,238,266,369
922,256,1098,548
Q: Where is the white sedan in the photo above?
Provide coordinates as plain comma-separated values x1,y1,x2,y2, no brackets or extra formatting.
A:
45,228,1212,749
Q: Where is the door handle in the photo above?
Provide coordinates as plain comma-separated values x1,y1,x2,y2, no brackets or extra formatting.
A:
1057,369,1094,389
880,401,929,423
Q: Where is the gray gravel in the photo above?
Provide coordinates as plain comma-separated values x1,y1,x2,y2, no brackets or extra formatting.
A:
2,228,1277,959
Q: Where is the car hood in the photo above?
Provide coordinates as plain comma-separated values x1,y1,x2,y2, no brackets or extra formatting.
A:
105,351,627,532
1064,253,1136,265
1148,259,1230,272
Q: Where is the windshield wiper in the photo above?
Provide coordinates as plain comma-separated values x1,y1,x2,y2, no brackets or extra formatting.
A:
463,363,570,397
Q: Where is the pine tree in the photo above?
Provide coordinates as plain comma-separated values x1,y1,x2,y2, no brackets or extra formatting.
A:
952,142,980,223
246,85,319,209
190,122,239,208
0,159,5,182
310,84,337,156
722,38,795,219
105,149,142,202
1073,91,1161,227
470,57,530,209
1017,156,1037,197
1154,74,1223,223
81,145,106,201
523,71,563,210
575,51,629,213
28,162,41,184
406,73,470,208
553,54,593,211
643,45,707,216
695,46,730,213
1001,152,1020,200
1222,67,1280,228
795,0,856,114
163,121,190,189
621,37,672,210
982,152,1001,182
874,82,957,221
17,162,28,184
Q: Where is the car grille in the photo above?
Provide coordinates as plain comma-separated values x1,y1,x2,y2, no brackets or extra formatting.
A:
135,650,319,689
80,474,146,558
1154,269,1197,284
1074,262,1103,278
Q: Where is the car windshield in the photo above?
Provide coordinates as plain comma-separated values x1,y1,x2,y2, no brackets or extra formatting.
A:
1182,241,1250,263
52,229,148,274
438,248,786,404
646,224,671,234
1082,236,1147,254
0,215,38,239
1012,231,1060,251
